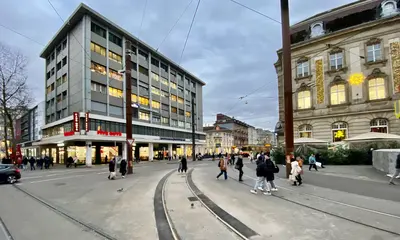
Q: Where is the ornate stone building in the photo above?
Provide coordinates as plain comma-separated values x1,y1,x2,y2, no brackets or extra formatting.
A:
275,0,400,143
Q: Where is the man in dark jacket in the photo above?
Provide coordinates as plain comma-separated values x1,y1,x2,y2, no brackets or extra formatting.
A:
250,160,271,195
181,157,188,173
120,159,127,178
29,157,36,171
108,157,116,179
265,158,278,191
235,155,244,181
389,153,400,185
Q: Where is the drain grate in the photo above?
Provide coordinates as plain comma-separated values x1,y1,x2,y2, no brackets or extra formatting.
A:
188,196,199,202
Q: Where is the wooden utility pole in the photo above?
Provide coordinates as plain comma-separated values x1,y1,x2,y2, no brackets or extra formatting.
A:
125,40,133,174
191,96,196,161
280,0,294,178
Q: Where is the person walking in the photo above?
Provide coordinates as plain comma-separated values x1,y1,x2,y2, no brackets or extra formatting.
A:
73,156,78,168
23,157,28,171
265,157,278,191
308,153,318,171
290,160,302,186
389,153,400,185
216,157,228,180
235,154,244,181
29,157,36,171
181,156,188,173
108,157,116,180
315,153,325,168
120,158,127,178
250,159,270,195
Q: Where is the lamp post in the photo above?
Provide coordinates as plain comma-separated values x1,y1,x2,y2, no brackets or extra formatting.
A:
280,0,294,178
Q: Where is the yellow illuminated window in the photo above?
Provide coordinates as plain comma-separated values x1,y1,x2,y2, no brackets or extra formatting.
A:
297,90,311,109
171,94,177,101
368,78,385,100
139,96,149,106
178,97,184,104
151,87,160,95
171,107,177,113
131,94,137,102
139,111,150,121
90,42,106,56
109,87,123,98
185,111,191,117
91,62,106,75
109,69,123,81
170,82,177,89
330,84,346,105
108,51,122,64
152,73,159,82
161,77,168,86
152,100,160,109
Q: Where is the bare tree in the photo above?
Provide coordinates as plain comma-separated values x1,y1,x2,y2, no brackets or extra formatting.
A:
0,42,32,159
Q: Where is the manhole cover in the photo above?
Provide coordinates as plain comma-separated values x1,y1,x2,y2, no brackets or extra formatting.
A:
55,183,66,186
188,196,198,202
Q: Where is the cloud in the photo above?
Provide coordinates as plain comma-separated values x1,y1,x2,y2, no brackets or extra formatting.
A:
0,0,355,130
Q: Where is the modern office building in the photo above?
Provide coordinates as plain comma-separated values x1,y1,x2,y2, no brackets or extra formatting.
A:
275,0,400,143
35,3,205,164
203,125,234,154
15,102,45,157
215,114,251,149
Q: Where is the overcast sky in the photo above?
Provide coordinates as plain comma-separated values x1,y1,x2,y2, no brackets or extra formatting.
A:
0,0,355,130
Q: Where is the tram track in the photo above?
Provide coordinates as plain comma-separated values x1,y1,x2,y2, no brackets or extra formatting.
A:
0,215,14,240
12,184,117,240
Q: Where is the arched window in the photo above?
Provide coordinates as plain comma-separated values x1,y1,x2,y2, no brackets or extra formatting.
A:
330,84,346,105
381,0,398,17
332,122,347,142
368,78,385,100
370,118,388,133
310,22,325,38
297,90,311,109
299,124,312,138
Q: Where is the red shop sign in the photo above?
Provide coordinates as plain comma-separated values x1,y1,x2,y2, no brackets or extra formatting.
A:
97,130,122,136
64,131,75,136
85,112,90,132
73,112,80,132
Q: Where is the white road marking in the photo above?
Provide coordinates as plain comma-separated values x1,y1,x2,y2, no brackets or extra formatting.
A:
29,175,85,184
241,171,400,220
97,171,109,174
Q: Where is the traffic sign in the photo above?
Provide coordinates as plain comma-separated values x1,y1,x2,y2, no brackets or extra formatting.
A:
127,139,135,145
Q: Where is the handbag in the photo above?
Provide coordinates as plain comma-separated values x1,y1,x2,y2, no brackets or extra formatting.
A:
274,165,279,173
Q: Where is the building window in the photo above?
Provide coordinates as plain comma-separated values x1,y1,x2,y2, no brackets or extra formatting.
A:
296,61,309,78
185,111,191,117
152,115,161,123
178,109,184,116
298,124,312,138
56,77,62,87
161,90,169,98
171,107,177,113
139,96,149,106
62,74,67,83
177,97,184,104
185,89,190,96
297,90,311,109
110,105,123,116
178,121,184,128
310,22,325,38
91,22,106,38
161,117,169,124
91,82,106,93
330,52,343,70
178,87,184,95
367,43,382,62
56,94,62,103
62,57,67,66
139,111,150,121
161,77,168,86
370,118,388,133
109,87,123,98
381,0,398,17
332,122,348,142
160,63,168,73
171,119,178,126
91,62,106,75
152,100,160,109
139,50,148,61
109,32,122,46
56,61,62,71
139,66,148,76
368,78,385,100
186,122,191,129
90,42,106,56
170,82,177,89
330,84,346,105
131,94,137,102
109,69,123,81
151,86,160,95
151,72,159,82
161,104,169,111
171,94,177,102
151,58,159,67
108,51,122,64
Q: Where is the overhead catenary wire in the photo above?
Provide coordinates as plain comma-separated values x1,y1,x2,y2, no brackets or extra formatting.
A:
179,0,201,65
227,0,281,24
138,0,149,38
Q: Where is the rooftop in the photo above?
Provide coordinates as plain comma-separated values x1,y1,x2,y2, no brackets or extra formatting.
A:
40,3,205,86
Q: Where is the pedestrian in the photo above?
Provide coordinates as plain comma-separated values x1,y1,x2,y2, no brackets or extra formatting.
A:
265,156,278,191
39,157,44,170
105,155,108,164
181,156,188,173
44,156,50,169
389,153,400,185
23,157,28,171
66,156,73,168
250,158,270,195
29,157,36,171
235,154,244,181
73,156,78,168
216,157,228,180
120,158,127,178
308,153,318,171
178,158,182,172
315,153,325,168
108,157,116,180
290,160,302,186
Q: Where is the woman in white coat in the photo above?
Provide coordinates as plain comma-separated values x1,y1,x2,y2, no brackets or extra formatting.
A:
290,160,302,186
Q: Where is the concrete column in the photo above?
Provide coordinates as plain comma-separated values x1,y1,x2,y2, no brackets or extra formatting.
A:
148,143,154,161
85,141,92,167
122,142,127,160
183,145,187,157
168,144,173,158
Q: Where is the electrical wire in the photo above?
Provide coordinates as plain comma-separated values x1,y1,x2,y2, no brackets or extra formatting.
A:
179,0,201,65
156,0,195,51
138,0,149,38
227,0,281,24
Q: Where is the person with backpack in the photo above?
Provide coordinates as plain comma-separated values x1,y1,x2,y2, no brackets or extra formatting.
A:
389,153,400,185
216,157,228,180
250,157,271,195
235,154,244,182
265,157,278,192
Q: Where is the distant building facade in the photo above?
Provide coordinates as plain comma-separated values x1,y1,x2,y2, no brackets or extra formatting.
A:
203,125,234,154
215,113,252,149
275,0,400,143
248,127,258,145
